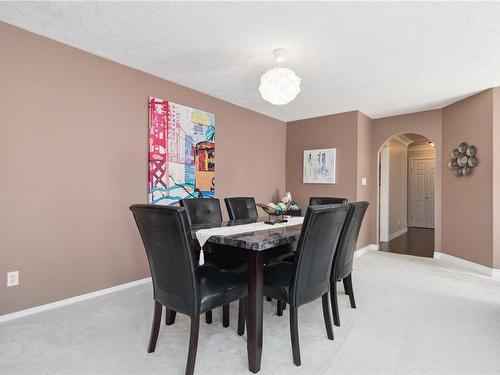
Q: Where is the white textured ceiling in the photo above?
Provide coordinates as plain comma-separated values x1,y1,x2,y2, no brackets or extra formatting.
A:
1,2,500,121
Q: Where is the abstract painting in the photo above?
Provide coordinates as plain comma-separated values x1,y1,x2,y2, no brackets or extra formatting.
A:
148,97,215,205
303,148,336,184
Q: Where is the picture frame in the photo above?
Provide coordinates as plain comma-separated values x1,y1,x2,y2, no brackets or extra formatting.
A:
303,148,336,184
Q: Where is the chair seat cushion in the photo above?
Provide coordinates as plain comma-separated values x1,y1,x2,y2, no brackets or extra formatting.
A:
263,261,294,304
197,265,247,314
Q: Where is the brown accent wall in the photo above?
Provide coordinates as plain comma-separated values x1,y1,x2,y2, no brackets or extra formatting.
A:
494,88,500,269
286,99,496,268
286,111,359,210
3,21,499,316
388,139,408,237
286,111,358,209
0,23,286,315
356,112,374,248
285,111,373,249
371,110,443,250
442,90,493,267
285,109,444,250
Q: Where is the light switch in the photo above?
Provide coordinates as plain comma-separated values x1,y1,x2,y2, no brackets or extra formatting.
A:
361,177,367,186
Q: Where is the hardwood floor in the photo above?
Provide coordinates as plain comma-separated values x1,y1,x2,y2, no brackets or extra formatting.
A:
379,228,434,258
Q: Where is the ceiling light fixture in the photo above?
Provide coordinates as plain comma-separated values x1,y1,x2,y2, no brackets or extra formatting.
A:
259,48,301,105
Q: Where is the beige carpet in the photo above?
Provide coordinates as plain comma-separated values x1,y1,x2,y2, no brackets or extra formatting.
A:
1,251,500,375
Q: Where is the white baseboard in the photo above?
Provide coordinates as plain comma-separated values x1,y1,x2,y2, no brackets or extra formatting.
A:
389,227,407,241
0,277,151,324
433,252,500,280
356,243,379,258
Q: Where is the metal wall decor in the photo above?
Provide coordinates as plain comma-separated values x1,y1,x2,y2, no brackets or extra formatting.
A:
448,142,478,177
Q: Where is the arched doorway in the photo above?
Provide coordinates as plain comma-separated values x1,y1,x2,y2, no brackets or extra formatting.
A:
377,133,436,257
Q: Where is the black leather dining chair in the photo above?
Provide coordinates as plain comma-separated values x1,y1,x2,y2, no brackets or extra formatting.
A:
180,198,223,225
224,196,296,312
273,196,347,315
309,197,348,206
224,197,258,221
180,197,245,327
129,205,247,375
330,201,369,326
263,204,350,366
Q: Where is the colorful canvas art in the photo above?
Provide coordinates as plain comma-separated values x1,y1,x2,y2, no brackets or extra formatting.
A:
148,97,215,205
303,148,336,184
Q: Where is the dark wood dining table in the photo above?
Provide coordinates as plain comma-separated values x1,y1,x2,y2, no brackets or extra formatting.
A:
190,218,302,373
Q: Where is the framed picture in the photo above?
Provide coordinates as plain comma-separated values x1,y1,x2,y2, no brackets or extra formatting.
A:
303,148,336,184
148,97,215,205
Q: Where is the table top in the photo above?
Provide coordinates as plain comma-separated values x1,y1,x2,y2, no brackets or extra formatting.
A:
190,217,302,251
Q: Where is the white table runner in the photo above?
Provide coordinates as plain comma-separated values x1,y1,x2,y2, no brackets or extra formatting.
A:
195,216,304,265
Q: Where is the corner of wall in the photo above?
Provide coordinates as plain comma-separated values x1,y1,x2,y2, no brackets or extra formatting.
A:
441,89,494,267
355,112,376,247
492,87,500,269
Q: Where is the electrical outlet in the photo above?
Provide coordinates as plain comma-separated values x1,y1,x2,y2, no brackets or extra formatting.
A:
7,271,19,287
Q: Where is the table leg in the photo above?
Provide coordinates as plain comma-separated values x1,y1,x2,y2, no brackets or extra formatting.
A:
247,251,264,373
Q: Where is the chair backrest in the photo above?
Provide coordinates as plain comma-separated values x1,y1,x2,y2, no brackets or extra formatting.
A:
224,197,258,221
130,204,199,316
332,201,369,281
309,197,348,206
180,198,223,225
291,204,350,307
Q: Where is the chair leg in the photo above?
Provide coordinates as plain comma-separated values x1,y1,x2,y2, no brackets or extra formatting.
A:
345,273,356,308
321,293,334,340
186,316,200,375
330,280,340,326
238,297,247,336
148,301,162,353
165,308,177,326
223,304,230,328
277,300,283,316
289,306,301,366
205,311,212,324
343,277,350,295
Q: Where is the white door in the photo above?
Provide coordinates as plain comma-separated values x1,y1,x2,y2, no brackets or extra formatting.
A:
409,159,435,228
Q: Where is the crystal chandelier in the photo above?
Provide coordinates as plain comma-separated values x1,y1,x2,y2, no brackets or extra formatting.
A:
259,48,301,105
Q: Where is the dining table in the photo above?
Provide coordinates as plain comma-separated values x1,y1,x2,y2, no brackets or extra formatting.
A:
190,217,303,373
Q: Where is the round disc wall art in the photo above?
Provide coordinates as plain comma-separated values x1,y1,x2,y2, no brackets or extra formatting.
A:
448,142,478,177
